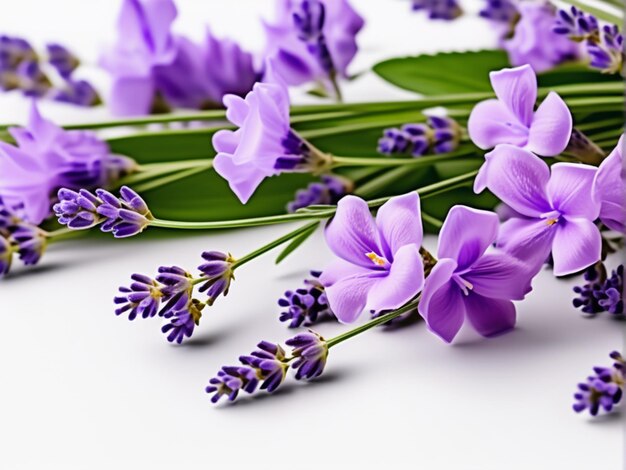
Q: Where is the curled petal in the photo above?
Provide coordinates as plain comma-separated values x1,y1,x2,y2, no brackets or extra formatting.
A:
213,153,267,204
375,192,423,259
552,219,601,276
526,92,572,156
464,294,516,338
547,163,599,220
468,99,529,150
489,64,537,127
223,94,249,127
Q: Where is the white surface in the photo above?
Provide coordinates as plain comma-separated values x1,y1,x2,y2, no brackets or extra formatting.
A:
0,1,623,469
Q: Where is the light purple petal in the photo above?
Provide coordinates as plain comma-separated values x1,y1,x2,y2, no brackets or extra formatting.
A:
366,244,424,313
323,272,377,324
464,252,532,301
526,92,572,156
418,259,465,343
489,64,536,127
437,205,499,271
497,217,556,276
467,99,529,150
464,294,516,338
547,163,599,219
552,219,601,276
594,135,625,232
375,192,422,259
26,101,62,146
324,195,380,268
212,129,240,155
479,145,551,217
319,258,372,287
108,76,155,116
223,94,250,127
213,153,267,204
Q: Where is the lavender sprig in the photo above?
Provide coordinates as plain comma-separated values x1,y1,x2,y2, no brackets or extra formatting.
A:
573,351,625,416
479,0,518,24
573,263,624,316
377,116,461,157
287,175,351,213
411,0,462,20
278,270,335,327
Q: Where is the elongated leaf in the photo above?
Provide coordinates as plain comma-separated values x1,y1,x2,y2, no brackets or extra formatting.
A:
275,221,320,264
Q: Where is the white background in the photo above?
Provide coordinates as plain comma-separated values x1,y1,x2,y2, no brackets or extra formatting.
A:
0,1,623,469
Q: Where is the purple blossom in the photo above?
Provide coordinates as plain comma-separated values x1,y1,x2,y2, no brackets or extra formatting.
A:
197,251,235,304
319,193,424,323
480,145,601,276
212,79,330,203
503,2,581,73
378,117,461,157
0,234,11,277
285,331,328,380
411,0,462,20
573,264,606,315
553,6,599,40
573,351,625,416
263,0,364,90
468,64,572,161
115,273,164,320
595,265,624,315
9,224,46,266
594,135,625,233
239,341,289,392
479,0,518,24
586,24,624,74
205,366,259,404
278,270,335,327
418,206,532,343
161,298,205,344
46,43,79,78
51,79,101,107
287,175,350,213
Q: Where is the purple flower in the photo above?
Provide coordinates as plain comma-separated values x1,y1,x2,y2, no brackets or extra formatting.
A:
481,145,601,276
573,351,625,416
595,265,624,315
418,206,532,343
9,224,46,266
411,0,462,20
479,0,518,24
115,273,163,320
46,43,79,78
263,0,364,90
212,79,330,203
51,79,101,107
161,298,205,344
553,6,599,40
197,251,235,304
503,2,581,73
287,175,350,213
594,135,625,233
573,264,605,315
0,234,12,277
99,0,178,115
285,331,328,380
278,270,335,327
239,341,289,392
468,64,572,162
319,193,424,323
205,366,259,404
54,186,153,238
586,24,624,74
378,117,461,157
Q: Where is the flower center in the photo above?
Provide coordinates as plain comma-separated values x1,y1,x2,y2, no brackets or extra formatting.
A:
366,252,388,268
452,274,474,296
540,209,562,226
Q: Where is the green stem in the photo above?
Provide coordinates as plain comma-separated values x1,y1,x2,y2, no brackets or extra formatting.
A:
422,211,444,229
326,297,421,348
331,148,476,168
132,164,212,192
231,221,321,269
116,159,212,187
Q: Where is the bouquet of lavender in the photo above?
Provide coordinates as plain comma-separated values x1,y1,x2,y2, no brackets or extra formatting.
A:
0,0,623,430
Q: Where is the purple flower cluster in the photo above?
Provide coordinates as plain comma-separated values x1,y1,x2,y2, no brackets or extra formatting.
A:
573,351,625,416
554,7,624,74
278,270,335,327
377,116,461,157
0,102,135,225
479,0,518,24
206,331,328,404
54,186,153,238
100,0,259,116
115,251,235,343
411,0,462,20
0,35,99,106
573,264,624,316
286,174,350,213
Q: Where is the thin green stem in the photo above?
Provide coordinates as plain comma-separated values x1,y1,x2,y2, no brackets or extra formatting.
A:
331,149,477,168
132,164,212,192
44,227,74,239
422,211,444,229
116,160,213,187
326,297,421,348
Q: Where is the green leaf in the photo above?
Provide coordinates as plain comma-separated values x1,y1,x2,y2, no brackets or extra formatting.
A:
373,50,509,95
275,221,320,264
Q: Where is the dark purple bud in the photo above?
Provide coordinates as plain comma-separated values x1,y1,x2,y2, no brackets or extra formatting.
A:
412,0,462,20
114,273,163,320
205,366,259,404
286,330,328,380
0,234,12,277
9,223,46,266
239,341,289,392
573,350,625,416
197,251,235,304
46,43,79,78
161,298,205,344
278,270,335,327
286,175,351,213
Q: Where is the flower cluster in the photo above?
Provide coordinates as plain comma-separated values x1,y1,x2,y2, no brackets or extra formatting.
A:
573,264,624,316
411,0,462,20
114,251,235,343
54,186,153,238
206,331,328,404
554,7,624,74
377,116,461,157
479,0,518,24
0,102,135,224
286,174,350,213
278,270,335,327
0,35,100,106
100,0,259,115
573,351,625,416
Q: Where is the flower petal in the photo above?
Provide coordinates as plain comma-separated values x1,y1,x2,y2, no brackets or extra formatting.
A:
223,94,249,127
593,135,625,232
547,163,599,220
497,217,556,276
109,76,155,116
552,219,601,276
323,272,378,324
375,192,423,259
319,258,372,287
418,259,465,343
366,244,424,313
464,294,516,338
464,252,532,301
213,153,267,204
489,64,537,127
526,92,572,156
467,99,529,150
438,205,499,270
479,145,551,217
324,195,381,268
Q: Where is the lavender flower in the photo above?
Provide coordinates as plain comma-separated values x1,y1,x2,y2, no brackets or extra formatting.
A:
320,193,424,323
54,186,153,238
573,351,625,416
595,265,624,315
278,270,335,327
287,175,350,213
468,65,572,161
379,117,462,157
161,298,206,344
553,6,599,40
9,224,46,266
503,2,581,73
239,342,289,392
197,251,235,304
51,79,101,107
587,24,624,75
115,273,164,320
286,331,329,380
46,43,79,78
481,146,601,276
213,79,331,203
419,206,532,343
205,366,259,404
411,0,462,20
263,0,364,91
594,137,625,234
0,234,12,277
479,0,518,24
573,264,605,314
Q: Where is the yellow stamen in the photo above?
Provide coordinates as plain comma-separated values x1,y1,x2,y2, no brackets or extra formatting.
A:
546,218,558,226
366,252,387,266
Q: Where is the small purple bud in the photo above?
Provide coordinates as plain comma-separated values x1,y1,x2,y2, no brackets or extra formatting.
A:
285,330,329,380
